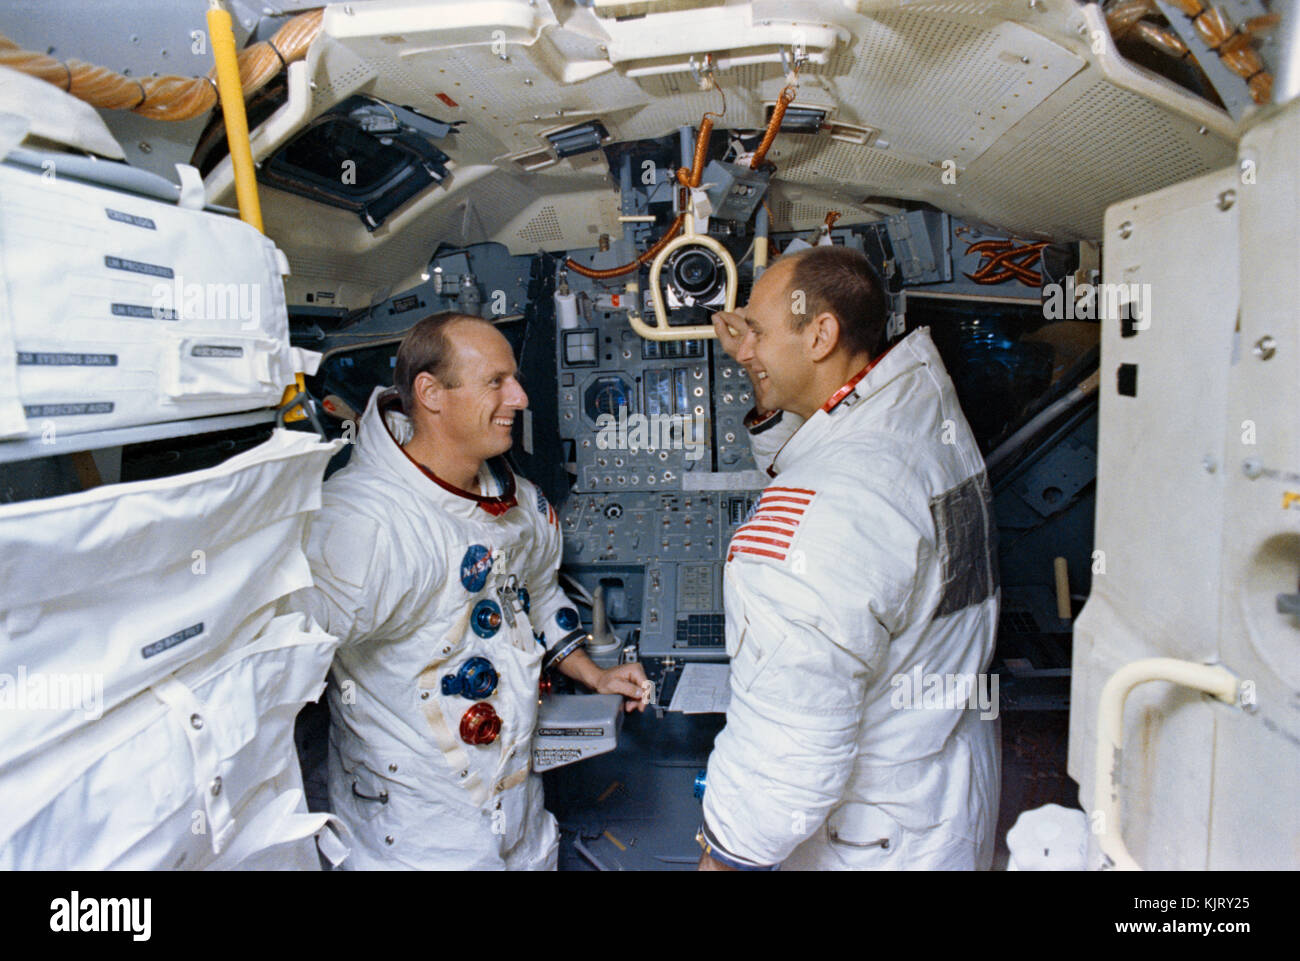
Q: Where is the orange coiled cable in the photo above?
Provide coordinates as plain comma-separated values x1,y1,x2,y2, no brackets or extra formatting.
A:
674,116,714,187
0,9,323,122
565,114,712,279
564,214,687,280
751,84,797,170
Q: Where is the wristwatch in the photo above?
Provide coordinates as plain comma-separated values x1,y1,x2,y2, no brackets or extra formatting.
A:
694,822,780,871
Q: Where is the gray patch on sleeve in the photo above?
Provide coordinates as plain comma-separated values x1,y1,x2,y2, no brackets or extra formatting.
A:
930,473,999,617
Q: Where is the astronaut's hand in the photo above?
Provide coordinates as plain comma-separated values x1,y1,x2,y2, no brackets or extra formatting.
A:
711,311,744,359
594,662,650,713
712,313,772,418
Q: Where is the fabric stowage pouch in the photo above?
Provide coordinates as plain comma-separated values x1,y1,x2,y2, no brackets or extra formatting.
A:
162,333,283,401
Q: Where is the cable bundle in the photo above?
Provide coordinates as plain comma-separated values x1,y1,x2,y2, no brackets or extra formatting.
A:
0,9,323,122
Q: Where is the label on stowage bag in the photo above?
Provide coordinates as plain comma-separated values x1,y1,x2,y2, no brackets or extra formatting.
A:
23,402,114,417
537,727,605,738
191,345,244,358
105,208,156,230
17,352,117,366
104,255,173,278
141,622,204,659
113,303,177,320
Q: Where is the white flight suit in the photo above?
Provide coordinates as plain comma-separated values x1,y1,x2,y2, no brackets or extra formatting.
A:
702,327,1000,870
289,387,585,869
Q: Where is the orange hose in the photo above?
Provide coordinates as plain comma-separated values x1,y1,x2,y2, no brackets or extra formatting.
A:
567,114,713,280
1219,31,1263,78
1248,72,1272,102
0,9,322,122
1243,13,1281,35
1110,0,1273,106
566,214,686,279
751,86,797,170
675,116,714,187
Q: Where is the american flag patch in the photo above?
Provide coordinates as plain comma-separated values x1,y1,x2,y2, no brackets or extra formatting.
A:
727,486,816,563
536,488,557,526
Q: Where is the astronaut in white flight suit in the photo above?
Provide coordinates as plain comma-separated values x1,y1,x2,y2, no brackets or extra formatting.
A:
698,246,1000,870
290,312,647,870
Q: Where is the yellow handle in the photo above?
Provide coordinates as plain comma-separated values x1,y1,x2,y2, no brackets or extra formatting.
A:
209,2,304,415
207,1,264,233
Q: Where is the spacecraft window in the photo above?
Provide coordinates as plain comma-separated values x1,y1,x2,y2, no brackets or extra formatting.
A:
275,118,408,195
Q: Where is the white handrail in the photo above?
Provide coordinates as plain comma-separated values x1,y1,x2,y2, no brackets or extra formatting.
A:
1093,657,1239,870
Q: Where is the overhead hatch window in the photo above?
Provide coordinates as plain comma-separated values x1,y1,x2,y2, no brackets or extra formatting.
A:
257,96,458,231
277,118,407,194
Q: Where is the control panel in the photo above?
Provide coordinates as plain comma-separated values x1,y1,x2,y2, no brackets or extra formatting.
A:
557,307,714,493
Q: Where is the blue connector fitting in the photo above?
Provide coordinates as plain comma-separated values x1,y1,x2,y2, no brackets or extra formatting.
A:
471,599,503,638
441,656,499,699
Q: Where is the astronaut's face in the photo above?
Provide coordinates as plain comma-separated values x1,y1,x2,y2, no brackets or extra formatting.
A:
440,322,529,461
722,259,817,416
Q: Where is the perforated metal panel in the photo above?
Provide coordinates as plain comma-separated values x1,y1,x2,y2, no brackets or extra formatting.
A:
764,134,940,190
889,0,1012,15
816,11,1084,164
308,40,377,108
960,75,1232,238
517,204,566,245
767,190,887,231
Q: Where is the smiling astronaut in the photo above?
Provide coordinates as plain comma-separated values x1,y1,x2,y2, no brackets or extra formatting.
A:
289,312,647,870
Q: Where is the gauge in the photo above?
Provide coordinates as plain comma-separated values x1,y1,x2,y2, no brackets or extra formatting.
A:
583,374,635,424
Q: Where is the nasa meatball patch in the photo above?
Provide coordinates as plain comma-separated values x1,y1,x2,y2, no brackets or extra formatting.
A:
460,544,494,593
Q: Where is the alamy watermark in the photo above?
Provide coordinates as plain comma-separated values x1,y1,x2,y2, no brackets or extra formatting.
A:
1042,278,1152,326
0,667,104,720
151,274,262,330
889,666,999,720
50,892,150,941
595,406,707,462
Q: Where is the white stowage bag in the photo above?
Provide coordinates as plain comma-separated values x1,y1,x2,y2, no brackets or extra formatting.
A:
1,611,341,869
0,429,348,869
0,161,313,440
